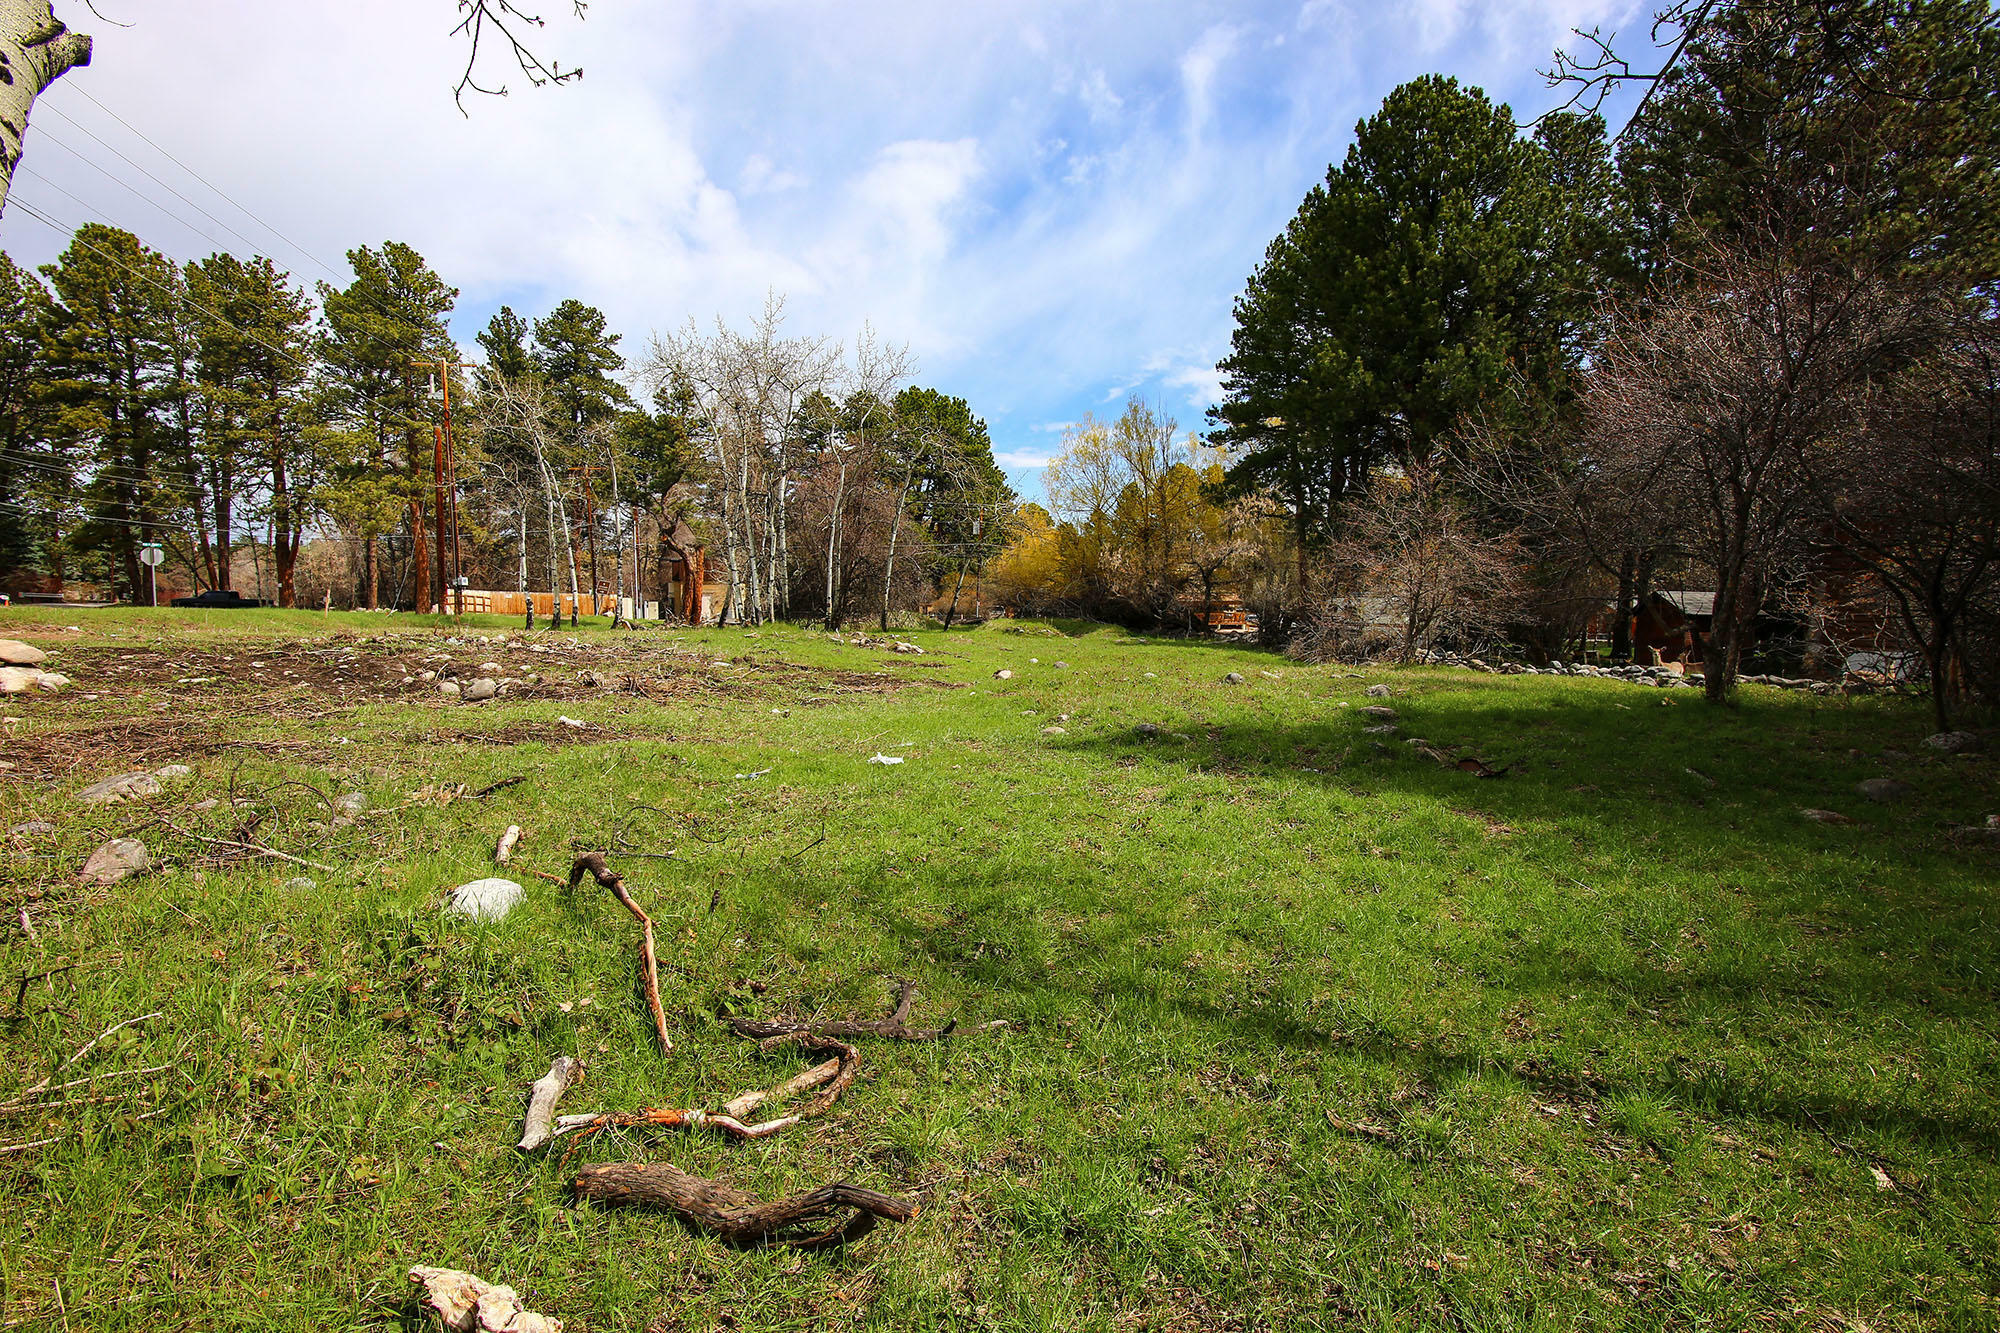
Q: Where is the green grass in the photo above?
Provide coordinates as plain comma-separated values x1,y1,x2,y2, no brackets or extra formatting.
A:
2,608,1996,1330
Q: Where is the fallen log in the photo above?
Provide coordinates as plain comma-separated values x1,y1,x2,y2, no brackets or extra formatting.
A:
516,1055,581,1152
573,1161,917,1248
569,853,671,1054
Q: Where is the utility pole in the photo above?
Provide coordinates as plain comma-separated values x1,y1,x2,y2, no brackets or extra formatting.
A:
412,359,470,615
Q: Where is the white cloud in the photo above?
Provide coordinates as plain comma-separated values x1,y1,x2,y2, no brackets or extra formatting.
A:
1078,68,1124,122
1180,24,1242,137
995,448,1054,470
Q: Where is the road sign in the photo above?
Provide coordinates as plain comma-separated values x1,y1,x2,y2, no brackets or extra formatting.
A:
138,545,164,567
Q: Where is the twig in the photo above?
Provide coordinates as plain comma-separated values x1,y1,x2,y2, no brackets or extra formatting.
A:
158,818,335,873
496,825,522,865
474,776,526,799
569,853,671,1054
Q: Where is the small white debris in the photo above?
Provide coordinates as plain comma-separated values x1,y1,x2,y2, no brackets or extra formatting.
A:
867,753,906,765
558,715,588,729
733,768,772,780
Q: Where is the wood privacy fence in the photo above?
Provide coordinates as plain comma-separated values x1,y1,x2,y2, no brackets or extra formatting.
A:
454,590,614,618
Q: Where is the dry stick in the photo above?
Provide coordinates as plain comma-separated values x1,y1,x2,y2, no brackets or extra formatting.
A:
573,1160,918,1249
547,1037,858,1143
495,825,522,866
569,853,671,1054
516,1054,580,1152
157,818,335,873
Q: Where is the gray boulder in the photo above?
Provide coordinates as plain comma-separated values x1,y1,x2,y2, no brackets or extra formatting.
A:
78,771,163,805
437,680,461,697
1224,672,1244,684
449,877,525,922
80,838,150,886
1135,722,1161,738
1365,683,1391,698
1361,705,1398,721
1857,778,1914,803
462,677,499,702
9,819,55,838
1925,731,1983,755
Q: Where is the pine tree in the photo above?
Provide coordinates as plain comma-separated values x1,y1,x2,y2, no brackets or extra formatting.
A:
189,254,316,604
317,242,457,610
39,224,181,602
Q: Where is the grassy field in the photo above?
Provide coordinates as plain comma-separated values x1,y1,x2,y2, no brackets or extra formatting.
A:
1,607,1995,1331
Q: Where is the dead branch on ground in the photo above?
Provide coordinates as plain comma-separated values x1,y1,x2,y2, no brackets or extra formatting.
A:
724,978,1010,1043
546,1035,858,1144
516,1054,580,1151
158,817,337,873
496,825,523,865
0,1012,176,1153
573,1160,917,1249
568,853,671,1053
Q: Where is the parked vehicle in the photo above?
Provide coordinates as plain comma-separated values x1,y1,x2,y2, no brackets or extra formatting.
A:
169,589,266,608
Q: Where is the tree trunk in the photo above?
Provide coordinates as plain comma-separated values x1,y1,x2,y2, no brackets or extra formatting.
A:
825,457,846,628
519,501,533,629
410,495,431,615
272,453,297,608
880,469,917,632
942,561,966,630
1611,549,1634,662
363,535,378,609
0,2,90,216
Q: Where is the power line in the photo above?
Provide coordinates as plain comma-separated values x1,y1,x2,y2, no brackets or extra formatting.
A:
35,101,271,259
62,84,350,285
20,139,237,254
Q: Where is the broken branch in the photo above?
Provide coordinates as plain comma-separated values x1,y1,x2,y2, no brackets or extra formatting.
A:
496,825,523,866
573,1160,917,1248
516,1054,580,1152
568,853,671,1054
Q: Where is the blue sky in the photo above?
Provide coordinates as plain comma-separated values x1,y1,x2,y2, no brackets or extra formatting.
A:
1,0,1652,500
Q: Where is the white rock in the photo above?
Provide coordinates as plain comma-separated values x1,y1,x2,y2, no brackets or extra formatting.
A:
80,838,150,886
1042,725,1067,735
994,669,1013,680
480,661,500,672
152,764,193,779
867,753,906,765
449,877,525,922
282,877,318,892
9,820,55,837
1365,683,1391,698
462,678,498,702
335,792,368,814
438,680,461,697
0,667,40,695
34,672,70,693
0,639,46,666
1224,672,1245,683
77,772,163,804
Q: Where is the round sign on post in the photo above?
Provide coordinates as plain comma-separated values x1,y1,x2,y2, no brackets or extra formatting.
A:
138,546,164,567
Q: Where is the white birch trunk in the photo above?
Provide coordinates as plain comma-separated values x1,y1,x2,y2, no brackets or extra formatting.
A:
0,1,89,217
